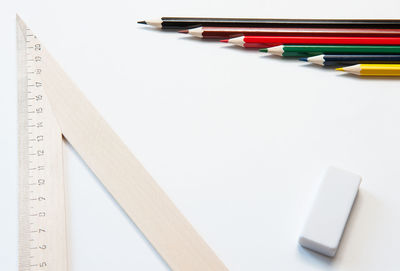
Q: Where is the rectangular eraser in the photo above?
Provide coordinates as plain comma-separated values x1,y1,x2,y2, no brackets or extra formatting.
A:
299,167,361,257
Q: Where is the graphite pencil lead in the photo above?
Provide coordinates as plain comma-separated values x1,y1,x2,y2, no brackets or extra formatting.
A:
138,19,163,28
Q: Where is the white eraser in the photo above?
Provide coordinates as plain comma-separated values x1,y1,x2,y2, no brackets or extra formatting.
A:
299,167,361,257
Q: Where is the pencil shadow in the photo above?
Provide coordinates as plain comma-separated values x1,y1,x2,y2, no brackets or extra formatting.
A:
220,45,261,52
260,54,334,72
260,54,303,63
336,73,400,80
299,62,333,71
137,26,177,33
178,36,220,43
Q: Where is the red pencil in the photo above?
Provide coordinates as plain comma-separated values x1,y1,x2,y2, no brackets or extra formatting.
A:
221,36,400,48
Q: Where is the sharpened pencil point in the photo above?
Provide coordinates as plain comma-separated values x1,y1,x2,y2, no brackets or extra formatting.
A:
220,39,229,43
299,58,308,62
259,48,269,53
336,68,345,71
179,30,189,34
137,21,147,25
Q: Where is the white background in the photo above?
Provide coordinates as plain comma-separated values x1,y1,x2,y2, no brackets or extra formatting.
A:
2,0,400,270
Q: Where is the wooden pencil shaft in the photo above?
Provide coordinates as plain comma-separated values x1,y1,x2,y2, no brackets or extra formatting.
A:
158,17,400,29
324,54,400,61
195,27,400,39
277,45,400,56
325,60,400,66
323,55,400,66
337,64,400,76
319,54,400,66
360,64,400,75
241,36,400,48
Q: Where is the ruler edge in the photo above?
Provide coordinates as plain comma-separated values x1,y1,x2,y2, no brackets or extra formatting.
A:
17,15,31,271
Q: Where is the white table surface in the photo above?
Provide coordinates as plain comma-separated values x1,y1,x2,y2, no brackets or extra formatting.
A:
2,0,400,270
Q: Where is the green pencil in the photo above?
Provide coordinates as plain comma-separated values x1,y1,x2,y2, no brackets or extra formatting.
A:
260,45,400,57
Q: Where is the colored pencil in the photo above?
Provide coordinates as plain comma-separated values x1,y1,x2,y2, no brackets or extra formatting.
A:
138,17,400,30
336,64,400,76
223,36,400,48
300,54,400,66
261,45,400,57
180,26,400,39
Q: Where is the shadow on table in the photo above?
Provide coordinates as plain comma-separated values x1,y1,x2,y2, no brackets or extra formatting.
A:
297,189,383,269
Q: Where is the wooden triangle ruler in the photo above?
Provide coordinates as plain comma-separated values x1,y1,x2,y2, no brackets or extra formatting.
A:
17,16,228,271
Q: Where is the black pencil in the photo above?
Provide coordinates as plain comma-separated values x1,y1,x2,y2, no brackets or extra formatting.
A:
138,17,400,30
300,54,400,66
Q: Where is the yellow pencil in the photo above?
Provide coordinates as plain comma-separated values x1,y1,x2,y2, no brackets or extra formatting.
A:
336,64,400,76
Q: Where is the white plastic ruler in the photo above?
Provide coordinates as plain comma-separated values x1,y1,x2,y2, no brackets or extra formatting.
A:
17,16,228,271
17,17,68,271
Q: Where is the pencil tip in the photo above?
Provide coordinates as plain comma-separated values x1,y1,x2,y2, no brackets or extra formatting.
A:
137,21,147,25
336,68,344,71
259,48,268,53
299,58,308,62
179,30,189,34
220,39,229,43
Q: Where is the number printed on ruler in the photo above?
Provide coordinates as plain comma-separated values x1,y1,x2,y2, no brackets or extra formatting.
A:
18,18,67,271
25,28,49,269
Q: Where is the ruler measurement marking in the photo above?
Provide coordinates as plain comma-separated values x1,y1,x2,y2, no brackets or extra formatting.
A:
19,20,68,271
20,24,46,271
